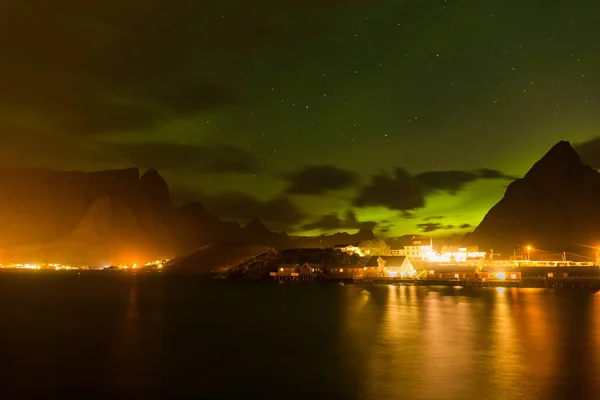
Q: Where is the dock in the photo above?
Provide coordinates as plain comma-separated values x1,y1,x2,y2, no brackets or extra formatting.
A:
269,273,600,289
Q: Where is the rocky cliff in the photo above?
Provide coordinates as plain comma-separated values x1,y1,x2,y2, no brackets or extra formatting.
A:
0,167,377,266
471,141,600,254
0,167,176,266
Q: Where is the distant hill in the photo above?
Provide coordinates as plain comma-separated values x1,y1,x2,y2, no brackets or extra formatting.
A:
289,229,376,248
472,141,600,255
170,242,272,273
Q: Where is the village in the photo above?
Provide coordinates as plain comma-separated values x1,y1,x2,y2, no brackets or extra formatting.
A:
269,236,600,289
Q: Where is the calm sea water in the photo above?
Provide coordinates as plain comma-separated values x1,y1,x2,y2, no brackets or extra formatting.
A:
1,271,600,399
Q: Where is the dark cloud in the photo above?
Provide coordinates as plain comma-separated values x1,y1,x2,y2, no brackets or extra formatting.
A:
460,223,473,229
415,169,515,194
301,210,377,231
414,171,477,194
301,214,345,231
416,223,455,233
424,215,444,221
377,222,395,234
476,168,515,180
114,143,259,173
345,210,378,231
285,165,359,195
0,1,355,136
201,191,305,229
0,51,234,136
354,168,425,211
574,137,600,169
356,166,509,212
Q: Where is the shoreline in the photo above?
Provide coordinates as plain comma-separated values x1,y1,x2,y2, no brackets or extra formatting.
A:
271,275,600,290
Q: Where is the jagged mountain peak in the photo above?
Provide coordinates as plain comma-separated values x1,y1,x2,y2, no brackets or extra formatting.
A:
472,140,600,253
139,167,171,212
525,140,593,182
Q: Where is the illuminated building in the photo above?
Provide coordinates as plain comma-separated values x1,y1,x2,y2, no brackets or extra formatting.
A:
431,246,487,263
366,256,416,278
475,268,522,282
277,263,300,275
390,236,434,261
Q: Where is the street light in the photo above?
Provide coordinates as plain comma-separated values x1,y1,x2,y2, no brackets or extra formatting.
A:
526,245,532,261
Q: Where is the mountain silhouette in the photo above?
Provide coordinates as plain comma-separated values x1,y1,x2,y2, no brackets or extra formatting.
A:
472,141,600,254
0,167,375,265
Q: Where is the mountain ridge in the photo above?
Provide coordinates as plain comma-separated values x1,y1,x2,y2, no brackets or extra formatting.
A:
472,140,600,254
0,167,376,266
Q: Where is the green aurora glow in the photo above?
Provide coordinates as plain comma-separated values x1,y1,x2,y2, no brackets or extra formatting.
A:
1,0,600,237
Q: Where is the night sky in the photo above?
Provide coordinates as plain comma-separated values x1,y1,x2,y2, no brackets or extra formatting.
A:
2,0,600,237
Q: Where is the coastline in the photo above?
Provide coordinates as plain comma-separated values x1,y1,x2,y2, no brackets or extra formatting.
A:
269,275,600,290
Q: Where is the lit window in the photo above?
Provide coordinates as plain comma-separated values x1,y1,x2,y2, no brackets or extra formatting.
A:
429,270,434,274
489,273,494,278
280,268,284,272
548,272,553,278
340,268,344,272
511,274,517,279
454,274,459,278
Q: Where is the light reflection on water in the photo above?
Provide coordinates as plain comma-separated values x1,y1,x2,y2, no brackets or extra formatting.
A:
341,285,600,400
2,272,600,399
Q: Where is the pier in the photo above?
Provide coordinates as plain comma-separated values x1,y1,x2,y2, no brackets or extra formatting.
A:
270,273,600,289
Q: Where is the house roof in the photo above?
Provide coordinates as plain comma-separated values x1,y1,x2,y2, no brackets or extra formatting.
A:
365,257,379,267
366,256,408,267
279,263,299,269
301,263,323,269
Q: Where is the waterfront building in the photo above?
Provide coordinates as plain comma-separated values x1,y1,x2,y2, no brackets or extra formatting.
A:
436,246,486,263
328,264,365,276
278,264,300,276
366,256,416,278
475,267,521,282
423,264,478,280
299,263,324,275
